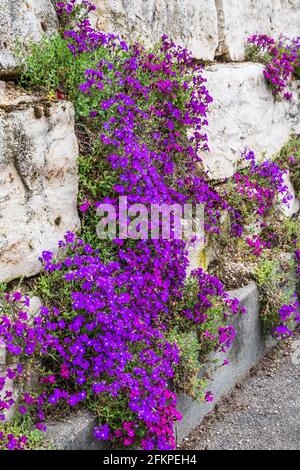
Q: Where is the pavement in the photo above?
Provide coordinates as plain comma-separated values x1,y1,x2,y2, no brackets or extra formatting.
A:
180,336,300,450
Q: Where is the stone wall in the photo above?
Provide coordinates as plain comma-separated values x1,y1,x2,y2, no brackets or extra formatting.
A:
91,0,300,180
202,64,300,179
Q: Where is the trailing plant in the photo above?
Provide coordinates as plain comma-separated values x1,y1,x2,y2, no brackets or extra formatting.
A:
2,1,299,451
0,413,46,450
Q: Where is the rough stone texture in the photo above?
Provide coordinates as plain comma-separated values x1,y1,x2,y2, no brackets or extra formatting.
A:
215,0,300,61
0,0,58,78
92,0,218,61
0,341,15,419
0,82,80,283
176,283,266,443
215,0,271,61
202,64,300,180
0,343,6,369
46,412,104,450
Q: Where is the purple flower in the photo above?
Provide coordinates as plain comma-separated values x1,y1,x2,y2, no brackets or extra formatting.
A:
94,424,110,441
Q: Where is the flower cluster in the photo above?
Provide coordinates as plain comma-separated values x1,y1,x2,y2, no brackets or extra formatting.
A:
0,432,27,451
0,0,246,451
183,269,246,327
248,34,300,100
225,150,292,255
0,231,244,450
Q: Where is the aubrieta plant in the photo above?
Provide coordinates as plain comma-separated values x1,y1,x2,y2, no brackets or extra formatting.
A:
247,34,300,100
0,0,245,451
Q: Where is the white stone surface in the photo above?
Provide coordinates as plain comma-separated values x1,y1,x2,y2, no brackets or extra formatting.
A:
0,82,80,283
0,0,58,77
270,0,300,40
202,63,300,180
215,0,300,61
92,0,218,60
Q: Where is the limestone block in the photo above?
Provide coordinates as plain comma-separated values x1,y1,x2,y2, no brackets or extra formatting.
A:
176,283,265,442
215,0,300,61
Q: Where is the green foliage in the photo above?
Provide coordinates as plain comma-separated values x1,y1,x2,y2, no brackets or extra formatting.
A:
254,258,279,287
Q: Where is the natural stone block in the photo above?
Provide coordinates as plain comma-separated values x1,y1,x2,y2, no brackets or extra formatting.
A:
92,0,218,61
176,283,265,443
0,0,58,78
0,82,80,283
202,64,300,180
46,412,104,450
215,0,300,61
